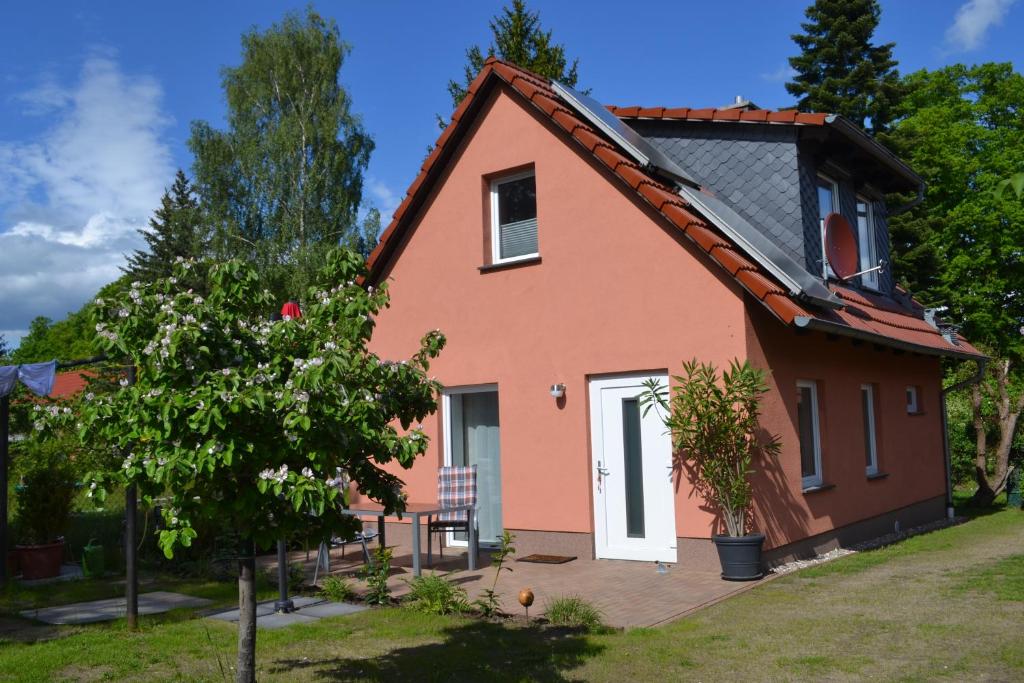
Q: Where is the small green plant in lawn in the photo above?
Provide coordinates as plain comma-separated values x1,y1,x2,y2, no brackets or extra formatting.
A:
473,530,515,617
363,546,393,605
319,575,355,603
544,595,604,631
403,574,469,615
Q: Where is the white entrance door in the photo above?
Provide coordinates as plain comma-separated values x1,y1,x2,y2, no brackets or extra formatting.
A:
589,374,677,562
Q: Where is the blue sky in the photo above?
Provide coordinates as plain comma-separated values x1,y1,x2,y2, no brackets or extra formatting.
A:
1,0,1021,348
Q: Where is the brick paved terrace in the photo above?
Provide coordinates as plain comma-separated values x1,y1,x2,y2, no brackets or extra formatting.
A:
264,531,768,629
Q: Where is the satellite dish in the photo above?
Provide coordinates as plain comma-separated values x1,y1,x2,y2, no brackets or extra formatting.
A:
823,212,859,280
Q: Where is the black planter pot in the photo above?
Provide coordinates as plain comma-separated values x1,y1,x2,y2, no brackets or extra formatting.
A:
712,533,765,581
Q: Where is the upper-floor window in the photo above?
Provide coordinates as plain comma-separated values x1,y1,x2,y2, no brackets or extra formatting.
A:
817,174,837,221
856,197,879,290
817,175,839,279
491,171,538,264
906,386,920,414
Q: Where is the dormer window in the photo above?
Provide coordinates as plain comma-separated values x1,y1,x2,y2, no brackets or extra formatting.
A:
816,174,837,221
856,197,879,290
491,170,538,264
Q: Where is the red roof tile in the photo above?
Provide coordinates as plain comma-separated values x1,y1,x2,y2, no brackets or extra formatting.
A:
607,104,830,126
365,58,979,359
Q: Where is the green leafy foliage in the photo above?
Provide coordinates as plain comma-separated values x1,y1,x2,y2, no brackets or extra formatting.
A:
189,8,374,300
641,359,780,537
14,436,78,545
319,575,355,603
787,0,901,133
403,574,469,615
363,546,393,606
474,530,515,617
544,595,604,631
883,63,1024,360
42,247,445,559
447,0,583,112
124,170,208,288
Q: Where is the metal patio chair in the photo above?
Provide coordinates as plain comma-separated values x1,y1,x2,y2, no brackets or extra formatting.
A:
426,465,477,568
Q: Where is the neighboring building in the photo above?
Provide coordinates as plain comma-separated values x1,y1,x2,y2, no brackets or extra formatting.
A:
363,59,982,565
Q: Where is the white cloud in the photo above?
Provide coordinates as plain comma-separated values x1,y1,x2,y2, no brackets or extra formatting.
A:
761,64,797,83
0,54,174,350
365,176,402,222
946,0,1017,51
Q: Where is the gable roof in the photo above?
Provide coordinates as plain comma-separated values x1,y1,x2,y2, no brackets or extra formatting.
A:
366,59,981,361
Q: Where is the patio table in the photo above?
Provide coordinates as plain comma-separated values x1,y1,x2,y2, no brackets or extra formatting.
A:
340,502,477,577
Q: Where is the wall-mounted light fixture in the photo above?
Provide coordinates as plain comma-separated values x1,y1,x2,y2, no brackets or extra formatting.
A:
549,383,565,399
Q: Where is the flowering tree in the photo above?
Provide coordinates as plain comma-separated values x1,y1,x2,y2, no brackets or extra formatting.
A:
53,249,444,682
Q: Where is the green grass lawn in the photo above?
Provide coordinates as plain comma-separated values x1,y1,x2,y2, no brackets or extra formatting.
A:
1,507,1022,682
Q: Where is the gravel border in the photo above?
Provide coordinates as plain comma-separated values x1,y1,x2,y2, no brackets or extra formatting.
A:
769,515,967,576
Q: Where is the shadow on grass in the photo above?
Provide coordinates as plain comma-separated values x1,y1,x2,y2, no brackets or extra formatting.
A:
267,620,605,682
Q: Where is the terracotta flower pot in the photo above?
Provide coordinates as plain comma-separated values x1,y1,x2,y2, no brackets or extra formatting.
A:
16,540,64,580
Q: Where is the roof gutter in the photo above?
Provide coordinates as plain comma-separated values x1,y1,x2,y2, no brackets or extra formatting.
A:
940,358,988,518
792,315,985,362
825,115,923,192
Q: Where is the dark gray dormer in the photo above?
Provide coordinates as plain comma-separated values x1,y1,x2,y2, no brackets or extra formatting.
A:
630,117,920,299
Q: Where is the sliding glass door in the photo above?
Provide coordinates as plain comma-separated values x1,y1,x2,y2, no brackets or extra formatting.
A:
444,387,502,545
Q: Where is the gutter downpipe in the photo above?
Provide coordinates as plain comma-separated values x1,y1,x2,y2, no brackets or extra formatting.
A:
941,358,987,519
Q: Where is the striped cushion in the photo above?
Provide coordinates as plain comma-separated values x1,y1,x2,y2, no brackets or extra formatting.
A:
438,465,477,522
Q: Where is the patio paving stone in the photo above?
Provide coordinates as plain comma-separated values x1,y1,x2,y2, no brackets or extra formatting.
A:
20,591,213,625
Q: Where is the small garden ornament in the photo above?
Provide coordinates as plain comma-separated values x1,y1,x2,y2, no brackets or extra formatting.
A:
518,587,535,620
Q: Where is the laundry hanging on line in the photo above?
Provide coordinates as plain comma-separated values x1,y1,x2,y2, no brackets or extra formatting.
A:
0,360,57,398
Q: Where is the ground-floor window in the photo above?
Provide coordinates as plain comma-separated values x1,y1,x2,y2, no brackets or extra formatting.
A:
861,384,879,476
444,387,502,545
797,380,823,489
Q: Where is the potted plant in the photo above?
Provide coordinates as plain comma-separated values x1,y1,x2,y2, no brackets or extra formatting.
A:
15,439,78,580
642,359,780,580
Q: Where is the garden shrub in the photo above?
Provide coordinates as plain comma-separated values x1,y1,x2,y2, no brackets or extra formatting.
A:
403,574,469,615
363,546,393,605
545,595,605,631
319,575,355,603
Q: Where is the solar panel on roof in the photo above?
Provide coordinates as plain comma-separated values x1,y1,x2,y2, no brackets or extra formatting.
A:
552,79,841,310
551,81,699,188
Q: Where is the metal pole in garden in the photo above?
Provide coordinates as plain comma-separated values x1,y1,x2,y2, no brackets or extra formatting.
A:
274,539,294,613
125,364,138,629
0,394,9,585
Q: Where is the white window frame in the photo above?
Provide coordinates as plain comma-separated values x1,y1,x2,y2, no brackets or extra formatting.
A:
906,386,919,414
861,384,879,476
490,170,538,265
856,195,880,290
797,380,823,490
817,174,839,279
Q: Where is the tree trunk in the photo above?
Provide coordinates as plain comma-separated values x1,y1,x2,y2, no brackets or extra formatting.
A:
236,538,257,683
970,359,1022,506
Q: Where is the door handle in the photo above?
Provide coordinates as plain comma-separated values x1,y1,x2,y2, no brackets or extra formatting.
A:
596,466,610,476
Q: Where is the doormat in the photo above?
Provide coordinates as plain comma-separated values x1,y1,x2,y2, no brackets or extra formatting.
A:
518,554,577,565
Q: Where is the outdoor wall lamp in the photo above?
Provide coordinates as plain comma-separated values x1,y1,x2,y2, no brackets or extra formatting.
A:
549,383,565,399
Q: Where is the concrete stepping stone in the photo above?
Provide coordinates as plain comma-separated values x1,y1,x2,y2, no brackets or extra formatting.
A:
205,596,367,629
20,591,213,625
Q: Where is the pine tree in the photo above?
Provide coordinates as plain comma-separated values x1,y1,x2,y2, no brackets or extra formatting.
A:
124,169,205,283
447,0,583,111
786,0,901,134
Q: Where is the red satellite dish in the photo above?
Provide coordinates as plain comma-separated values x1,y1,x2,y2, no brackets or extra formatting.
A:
823,212,859,280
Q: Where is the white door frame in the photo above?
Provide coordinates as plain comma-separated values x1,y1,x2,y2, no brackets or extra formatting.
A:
589,372,678,562
442,384,499,548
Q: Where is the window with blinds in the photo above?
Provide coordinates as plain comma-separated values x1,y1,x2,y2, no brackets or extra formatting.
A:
491,171,538,263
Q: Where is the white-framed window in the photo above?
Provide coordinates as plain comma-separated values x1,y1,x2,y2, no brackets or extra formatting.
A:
856,196,879,290
797,380,823,489
490,170,538,264
861,384,879,476
817,174,838,221
906,386,919,414
818,174,839,278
